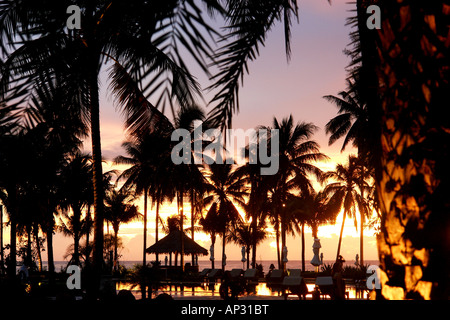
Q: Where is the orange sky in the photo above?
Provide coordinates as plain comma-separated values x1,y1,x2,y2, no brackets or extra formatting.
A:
1,0,380,264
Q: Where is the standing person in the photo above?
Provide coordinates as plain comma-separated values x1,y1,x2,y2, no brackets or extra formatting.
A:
331,255,346,300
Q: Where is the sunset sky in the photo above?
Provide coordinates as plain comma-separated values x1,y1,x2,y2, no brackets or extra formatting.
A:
3,0,380,264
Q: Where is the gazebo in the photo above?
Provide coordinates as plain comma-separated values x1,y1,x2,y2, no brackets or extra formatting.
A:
145,231,208,267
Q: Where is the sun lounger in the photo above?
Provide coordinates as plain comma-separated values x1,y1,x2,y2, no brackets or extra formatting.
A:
207,269,223,282
315,276,334,299
230,269,243,278
267,269,284,283
243,269,258,283
282,276,308,299
288,269,302,277
198,268,211,281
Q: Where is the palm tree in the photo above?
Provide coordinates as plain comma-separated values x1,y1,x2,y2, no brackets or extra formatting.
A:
58,153,93,267
104,187,141,271
0,1,305,284
264,115,328,270
115,129,173,268
289,189,338,272
355,1,450,299
202,162,246,270
322,155,370,261
323,73,368,154
229,221,267,270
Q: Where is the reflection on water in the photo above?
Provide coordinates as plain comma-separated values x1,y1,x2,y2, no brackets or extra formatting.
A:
117,280,368,300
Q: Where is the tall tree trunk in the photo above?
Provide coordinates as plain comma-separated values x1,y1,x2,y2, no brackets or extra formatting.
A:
336,212,347,261
46,218,55,288
7,189,17,279
251,213,257,269
113,226,119,272
89,65,104,292
155,200,160,264
26,225,32,267
143,188,148,267
73,206,82,266
221,230,226,271
191,190,195,265
85,204,91,266
360,212,364,267
179,191,184,271
280,214,287,271
210,234,215,269
275,218,281,269
358,0,450,299
0,204,3,275
33,224,42,272
301,222,305,272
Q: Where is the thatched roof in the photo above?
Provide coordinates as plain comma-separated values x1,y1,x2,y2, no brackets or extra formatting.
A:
145,230,208,256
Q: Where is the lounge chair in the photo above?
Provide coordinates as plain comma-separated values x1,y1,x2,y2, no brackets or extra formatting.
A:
243,269,258,283
288,269,302,277
198,268,211,281
230,269,243,278
315,276,334,299
267,269,284,283
207,269,223,282
282,276,308,299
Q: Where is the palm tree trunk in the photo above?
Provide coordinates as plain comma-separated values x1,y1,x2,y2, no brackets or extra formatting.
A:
0,205,3,275
358,1,450,299
222,231,226,271
33,224,42,272
26,225,32,267
89,66,105,286
275,219,281,269
210,234,215,269
155,200,160,264
336,212,346,261
251,214,257,269
360,213,364,267
191,190,195,265
73,206,82,266
178,190,185,271
85,204,91,265
143,188,148,267
301,222,305,272
113,227,119,272
280,215,287,271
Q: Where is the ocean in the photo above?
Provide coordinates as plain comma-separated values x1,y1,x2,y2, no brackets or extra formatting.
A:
46,259,380,273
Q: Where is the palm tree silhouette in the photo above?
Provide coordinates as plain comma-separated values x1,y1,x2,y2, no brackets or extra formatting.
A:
287,190,335,272
115,129,174,268
104,187,141,272
264,115,328,270
58,153,93,267
323,155,370,261
202,162,246,270
323,73,368,153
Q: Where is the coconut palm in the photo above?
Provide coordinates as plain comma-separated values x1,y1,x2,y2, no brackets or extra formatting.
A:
323,73,368,153
322,155,370,261
58,153,93,267
0,1,307,283
286,191,332,272
264,115,328,270
115,128,174,268
104,187,141,271
229,221,267,270
201,162,246,270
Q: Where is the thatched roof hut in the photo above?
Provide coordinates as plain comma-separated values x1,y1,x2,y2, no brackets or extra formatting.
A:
145,230,208,256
